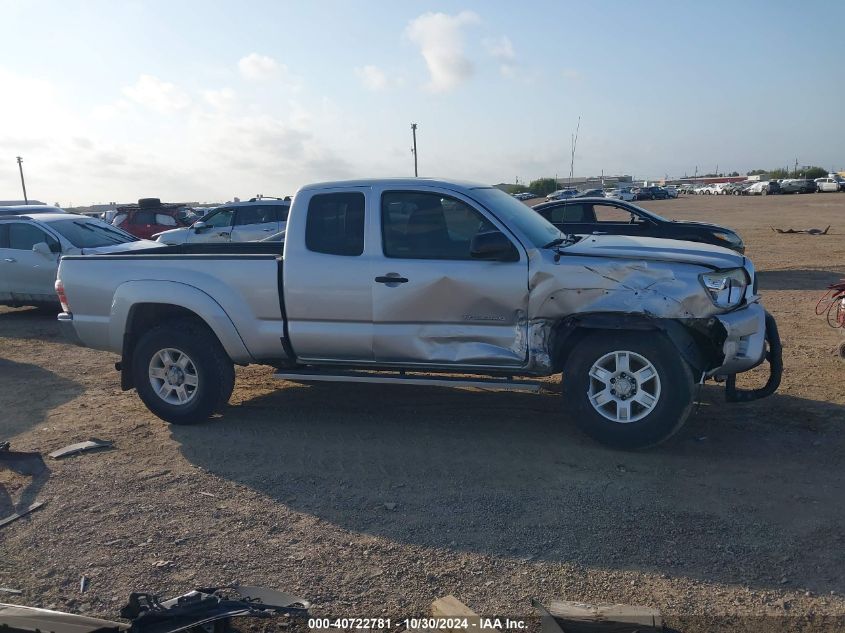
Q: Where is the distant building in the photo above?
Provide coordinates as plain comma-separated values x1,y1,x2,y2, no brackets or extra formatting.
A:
0,199,46,205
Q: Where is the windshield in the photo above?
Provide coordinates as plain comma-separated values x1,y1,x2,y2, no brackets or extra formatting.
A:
468,187,560,248
49,218,138,247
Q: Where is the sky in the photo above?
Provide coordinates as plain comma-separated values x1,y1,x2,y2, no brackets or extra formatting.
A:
1,0,843,205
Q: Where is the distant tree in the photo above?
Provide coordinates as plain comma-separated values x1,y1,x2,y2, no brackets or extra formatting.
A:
747,169,768,176
728,171,739,177
502,183,529,194
800,166,828,179
769,168,790,179
528,177,560,196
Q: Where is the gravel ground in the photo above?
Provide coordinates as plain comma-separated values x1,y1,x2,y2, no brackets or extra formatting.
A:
1,192,844,632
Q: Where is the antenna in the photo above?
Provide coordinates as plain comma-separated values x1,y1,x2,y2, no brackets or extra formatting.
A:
411,123,418,177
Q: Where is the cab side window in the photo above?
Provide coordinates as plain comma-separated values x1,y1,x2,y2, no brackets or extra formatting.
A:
305,193,365,256
7,223,60,251
381,191,498,260
593,204,636,223
545,203,596,224
204,208,235,228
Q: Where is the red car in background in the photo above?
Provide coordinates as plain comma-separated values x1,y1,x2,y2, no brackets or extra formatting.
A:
112,198,195,239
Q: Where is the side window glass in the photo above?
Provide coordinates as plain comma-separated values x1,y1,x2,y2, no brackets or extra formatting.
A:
594,204,635,223
305,192,365,256
155,214,177,226
234,207,262,226
274,205,290,223
8,223,52,250
113,213,127,226
549,204,594,224
0,224,9,248
381,191,498,260
204,209,235,228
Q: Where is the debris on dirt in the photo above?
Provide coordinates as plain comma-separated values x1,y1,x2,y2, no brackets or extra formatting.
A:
431,595,481,630
80,575,89,593
384,502,397,511
0,442,46,475
151,560,175,569
532,597,664,633
770,225,831,235
198,491,216,498
0,500,45,530
48,438,113,459
0,587,22,594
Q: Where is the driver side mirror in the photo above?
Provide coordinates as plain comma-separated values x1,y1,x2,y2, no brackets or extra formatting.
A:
32,241,56,257
470,231,519,262
193,220,208,232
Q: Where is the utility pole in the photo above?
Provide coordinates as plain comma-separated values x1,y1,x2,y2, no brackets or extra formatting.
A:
569,116,581,185
410,123,418,177
16,156,28,204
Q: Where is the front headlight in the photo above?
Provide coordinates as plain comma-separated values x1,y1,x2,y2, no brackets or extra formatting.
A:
712,231,741,245
700,268,748,308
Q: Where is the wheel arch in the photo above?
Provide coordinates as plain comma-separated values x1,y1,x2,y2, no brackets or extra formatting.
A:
111,281,251,389
551,312,710,376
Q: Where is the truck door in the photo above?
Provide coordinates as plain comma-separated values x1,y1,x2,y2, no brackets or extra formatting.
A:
283,190,374,361
229,205,282,242
371,188,529,367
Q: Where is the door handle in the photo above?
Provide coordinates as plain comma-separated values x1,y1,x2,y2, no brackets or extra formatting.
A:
375,275,409,284
218,232,230,237
3,258,16,263
262,228,273,232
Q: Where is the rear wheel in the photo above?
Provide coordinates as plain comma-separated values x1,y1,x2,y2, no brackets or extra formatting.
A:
132,319,235,424
562,331,695,449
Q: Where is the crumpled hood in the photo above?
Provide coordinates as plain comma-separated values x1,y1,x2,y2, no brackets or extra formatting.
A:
563,233,745,270
75,239,164,255
151,227,191,244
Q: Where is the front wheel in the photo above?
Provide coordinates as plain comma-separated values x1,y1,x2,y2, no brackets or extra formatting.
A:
562,331,695,449
132,319,235,424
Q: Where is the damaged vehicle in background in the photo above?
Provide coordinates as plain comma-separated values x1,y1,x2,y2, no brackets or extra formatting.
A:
0,213,161,308
56,178,781,449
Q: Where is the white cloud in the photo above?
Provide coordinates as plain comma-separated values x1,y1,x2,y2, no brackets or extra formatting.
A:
562,68,582,81
238,53,280,80
484,35,517,78
406,10,480,92
354,64,388,91
122,74,191,114
203,88,235,110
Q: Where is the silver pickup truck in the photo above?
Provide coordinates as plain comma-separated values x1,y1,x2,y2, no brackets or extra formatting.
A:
56,179,781,448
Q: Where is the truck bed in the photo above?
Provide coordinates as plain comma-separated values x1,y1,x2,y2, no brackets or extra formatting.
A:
58,245,287,364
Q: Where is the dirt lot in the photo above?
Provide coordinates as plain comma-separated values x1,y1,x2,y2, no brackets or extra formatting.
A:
1,193,844,632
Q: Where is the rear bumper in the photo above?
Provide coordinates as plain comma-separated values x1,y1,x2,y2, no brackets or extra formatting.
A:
57,312,85,347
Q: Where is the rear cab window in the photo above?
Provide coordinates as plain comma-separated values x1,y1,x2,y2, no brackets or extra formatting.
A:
305,192,365,256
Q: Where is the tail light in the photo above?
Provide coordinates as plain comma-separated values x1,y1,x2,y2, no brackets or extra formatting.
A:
55,279,70,313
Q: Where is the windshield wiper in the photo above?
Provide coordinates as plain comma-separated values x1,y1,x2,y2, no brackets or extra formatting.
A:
543,234,579,249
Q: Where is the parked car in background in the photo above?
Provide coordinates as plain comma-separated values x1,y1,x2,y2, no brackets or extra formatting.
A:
112,198,196,239
664,185,679,198
154,197,291,245
604,188,637,201
814,177,844,193
746,181,781,195
545,188,578,200
779,179,818,194
532,197,745,253
512,192,536,200
0,213,160,307
574,188,605,198
635,186,669,200
0,204,67,216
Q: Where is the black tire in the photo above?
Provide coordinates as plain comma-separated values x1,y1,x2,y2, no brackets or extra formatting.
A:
132,318,235,425
562,331,695,449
